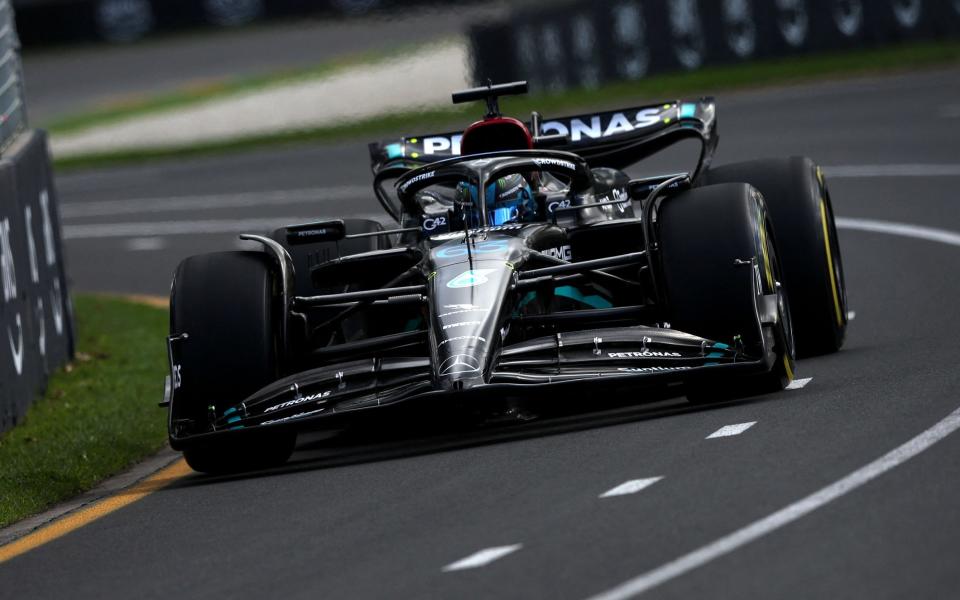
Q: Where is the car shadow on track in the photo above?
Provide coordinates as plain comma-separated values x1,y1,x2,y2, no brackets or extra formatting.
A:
166,386,784,488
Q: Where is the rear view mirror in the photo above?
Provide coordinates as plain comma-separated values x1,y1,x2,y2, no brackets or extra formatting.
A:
627,173,692,201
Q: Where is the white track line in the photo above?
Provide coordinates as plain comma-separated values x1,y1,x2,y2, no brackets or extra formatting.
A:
125,237,166,252
785,377,813,391
587,406,960,600
60,186,368,219
847,310,856,321
600,478,664,499
836,217,960,248
61,214,386,240
63,217,315,240
442,544,522,572
706,422,756,439
587,219,960,599
825,164,960,178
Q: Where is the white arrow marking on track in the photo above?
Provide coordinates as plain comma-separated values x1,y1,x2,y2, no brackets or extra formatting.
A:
786,377,813,391
443,544,522,572
706,422,756,439
600,477,664,499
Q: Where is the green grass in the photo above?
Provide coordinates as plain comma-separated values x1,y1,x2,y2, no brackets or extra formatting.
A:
52,39,960,172
0,295,168,529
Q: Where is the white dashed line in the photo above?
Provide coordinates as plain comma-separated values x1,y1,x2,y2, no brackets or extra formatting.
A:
586,406,960,600
786,377,813,391
125,237,166,252
706,422,756,439
442,544,522,572
847,310,856,321
599,477,664,499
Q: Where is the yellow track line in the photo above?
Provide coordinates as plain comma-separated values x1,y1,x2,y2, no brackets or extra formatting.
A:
0,459,191,565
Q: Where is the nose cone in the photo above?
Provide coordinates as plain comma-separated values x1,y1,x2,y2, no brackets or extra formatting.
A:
439,353,483,377
434,346,491,392
429,244,520,392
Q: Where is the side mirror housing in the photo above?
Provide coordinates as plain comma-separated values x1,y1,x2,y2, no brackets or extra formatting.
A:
627,173,692,201
283,220,347,245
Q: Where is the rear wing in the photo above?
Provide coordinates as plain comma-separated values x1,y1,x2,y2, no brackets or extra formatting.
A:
369,97,718,178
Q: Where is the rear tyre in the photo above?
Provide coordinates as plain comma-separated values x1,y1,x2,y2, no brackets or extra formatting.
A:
657,183,795,402
702,157,847,356
171,251,295,474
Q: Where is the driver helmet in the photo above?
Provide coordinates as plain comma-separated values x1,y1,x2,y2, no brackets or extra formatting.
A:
455,173,536,226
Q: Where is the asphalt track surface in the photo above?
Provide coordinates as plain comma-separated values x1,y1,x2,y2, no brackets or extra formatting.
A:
2,67,960,598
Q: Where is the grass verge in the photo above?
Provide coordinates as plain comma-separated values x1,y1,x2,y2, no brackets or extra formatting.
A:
41,38,440,136
0,295,168,529
52,39,960,172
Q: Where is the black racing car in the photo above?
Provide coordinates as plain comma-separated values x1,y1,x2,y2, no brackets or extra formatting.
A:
163,81,847,473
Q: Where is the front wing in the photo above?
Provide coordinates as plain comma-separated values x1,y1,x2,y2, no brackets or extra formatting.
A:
165,324,774,449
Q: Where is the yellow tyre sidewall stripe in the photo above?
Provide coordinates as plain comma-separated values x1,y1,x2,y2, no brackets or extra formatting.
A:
819,196,844,327
758,203,793,382
783,354,795,381
758,208,775,290
0,459,191,565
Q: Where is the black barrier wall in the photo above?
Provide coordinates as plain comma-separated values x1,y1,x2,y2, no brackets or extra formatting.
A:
470,0,960,92
0,129,74,432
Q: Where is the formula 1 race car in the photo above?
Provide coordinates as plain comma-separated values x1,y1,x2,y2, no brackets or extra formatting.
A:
163,81,847,473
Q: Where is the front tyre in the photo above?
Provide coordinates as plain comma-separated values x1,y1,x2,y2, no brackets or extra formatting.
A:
657,183,795,402
703,157,847,356
183,431,296,474
170,251,295,474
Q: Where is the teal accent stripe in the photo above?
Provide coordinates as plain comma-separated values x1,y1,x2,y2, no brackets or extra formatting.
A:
385,143,403,159
555,286,612,309
518,291,537,310
680,103,697,119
